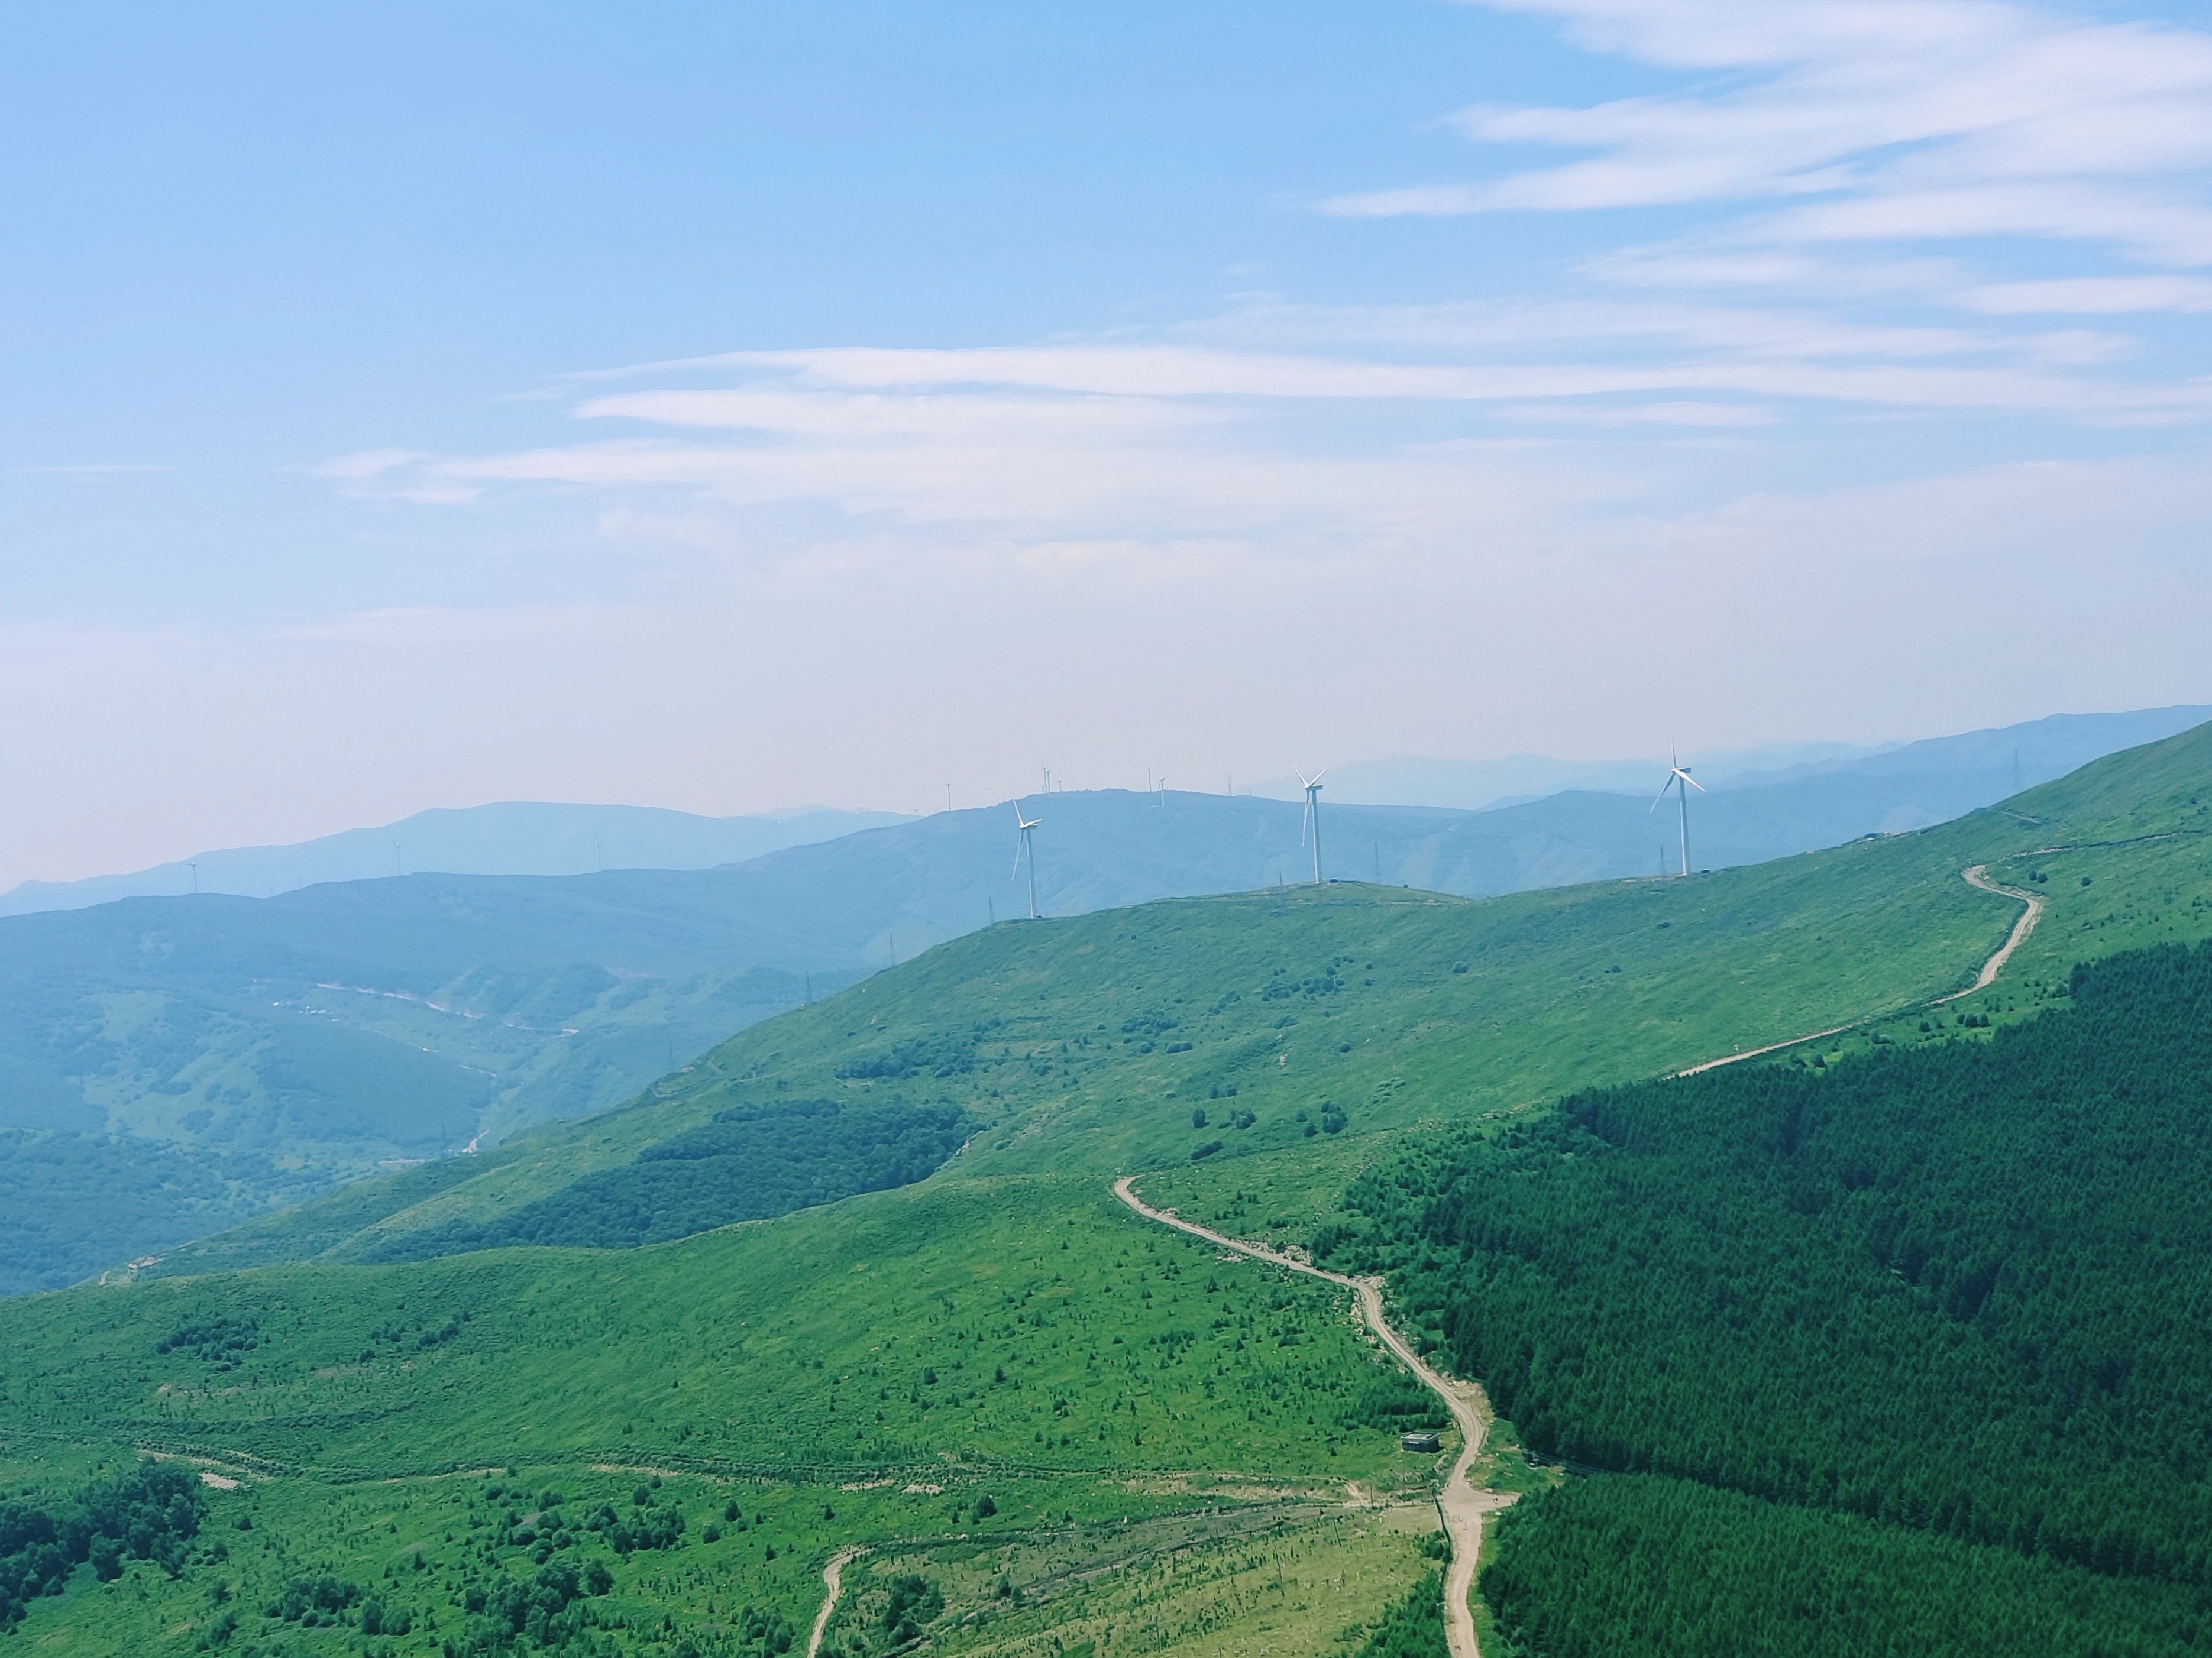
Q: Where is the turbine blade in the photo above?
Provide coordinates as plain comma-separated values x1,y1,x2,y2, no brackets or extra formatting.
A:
1650,775,1674,812
1680,770,1706,793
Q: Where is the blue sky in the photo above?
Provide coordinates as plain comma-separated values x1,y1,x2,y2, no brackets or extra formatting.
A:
4,0,2211,882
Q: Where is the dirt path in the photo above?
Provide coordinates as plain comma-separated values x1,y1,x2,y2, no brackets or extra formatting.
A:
1677,862,2046,1077
1113,1176,1505,1658
1935,865,2045,1002
807,1544,867,1658
1672,1022,1858,1079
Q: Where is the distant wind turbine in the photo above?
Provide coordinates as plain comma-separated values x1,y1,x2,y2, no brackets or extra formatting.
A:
1298,769,1327,884
1013,804,1042,919
1650,747,1706,876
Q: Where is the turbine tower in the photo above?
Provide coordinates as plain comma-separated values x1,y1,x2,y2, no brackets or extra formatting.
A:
1650,747,1705,876
1013,804,1042,919
1298,769,1327,884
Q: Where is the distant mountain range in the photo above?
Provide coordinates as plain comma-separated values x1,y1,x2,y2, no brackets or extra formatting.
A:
1253,705,2212,811
0,802,911,917
8,706,2201,919
2,702,2207,1293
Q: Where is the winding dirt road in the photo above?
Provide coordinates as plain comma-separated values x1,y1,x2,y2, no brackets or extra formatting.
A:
806,1544,867,1658
1677,862,2045,1076
1113,1176,1505,1658
802,863,2049,1653
1935,865,2045,1002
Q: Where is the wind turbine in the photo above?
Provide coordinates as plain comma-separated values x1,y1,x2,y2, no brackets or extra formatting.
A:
1650,747,1705,876
1298,769,1327,884
1013,804,1042,919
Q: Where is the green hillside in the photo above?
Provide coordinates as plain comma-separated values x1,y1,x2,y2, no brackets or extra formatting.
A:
148,842,1998,1274
0,1170,1456,1658
16,714,2210,1295
1,723,2209,1658
153,718,2212,1279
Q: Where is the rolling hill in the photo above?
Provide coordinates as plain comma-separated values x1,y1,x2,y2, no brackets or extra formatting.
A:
5,708,2206,1296
143,714,2212,1280
0,721,2209,1658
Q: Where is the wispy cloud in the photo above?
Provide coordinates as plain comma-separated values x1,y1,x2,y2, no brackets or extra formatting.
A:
1965,276,2212,314
1324,0,2212,270
299,0,2212,767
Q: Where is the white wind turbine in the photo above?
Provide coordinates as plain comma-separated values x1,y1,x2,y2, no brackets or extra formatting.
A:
1298,769,1327,884
1650,747,1705,876
1012,804,1042,919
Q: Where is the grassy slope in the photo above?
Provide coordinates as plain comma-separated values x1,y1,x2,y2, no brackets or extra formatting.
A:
1,1170,1446,1657
169,834,2015,1271
7,723,2212,1658
147,719,2212,1277
14,1176,1420,1484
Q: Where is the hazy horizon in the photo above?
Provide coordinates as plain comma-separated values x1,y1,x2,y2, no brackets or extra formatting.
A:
6,0,2210,887
8,700,2205,896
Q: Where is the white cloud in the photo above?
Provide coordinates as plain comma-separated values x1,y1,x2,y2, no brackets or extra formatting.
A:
1965,274,2212,314
1495,400,1777,427
1325,0,2212,269
322,299,2211,556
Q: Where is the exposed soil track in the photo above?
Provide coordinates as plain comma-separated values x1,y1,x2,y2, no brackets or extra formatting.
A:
1935,865,2045,1002
1112,1176,1506,1658
1676,862,2046,1076
807,1544,866,1658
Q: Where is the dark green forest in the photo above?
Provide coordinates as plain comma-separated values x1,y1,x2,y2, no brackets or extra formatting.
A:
366,1099,972,1260
0,1463,204,1630
1334,938,2212,1648
1483,1476,2210,1657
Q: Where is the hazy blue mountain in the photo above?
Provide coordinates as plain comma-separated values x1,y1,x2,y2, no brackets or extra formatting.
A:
0,801,910,918
1707,705,2212,794
1275,705,2212,812
1252,741,1879,809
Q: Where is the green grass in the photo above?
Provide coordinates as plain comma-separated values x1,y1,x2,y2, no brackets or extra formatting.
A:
160,838,2023,1274
7,1174,1441,1487
0,1169,1449,1657
5,1464,1440,1658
